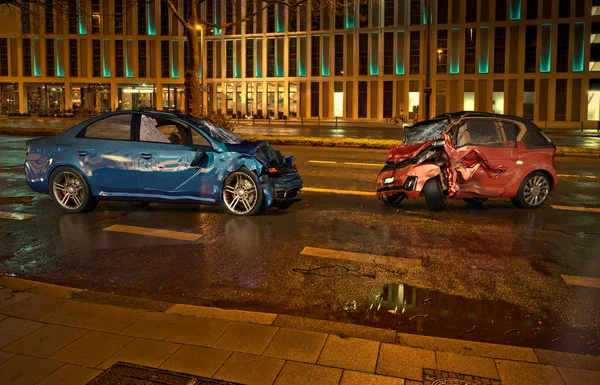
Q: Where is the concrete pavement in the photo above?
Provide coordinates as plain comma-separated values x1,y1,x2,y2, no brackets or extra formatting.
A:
1,276,599,385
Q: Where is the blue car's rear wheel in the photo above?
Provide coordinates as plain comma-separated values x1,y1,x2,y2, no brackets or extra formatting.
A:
50,167,97,213
222,169,264,216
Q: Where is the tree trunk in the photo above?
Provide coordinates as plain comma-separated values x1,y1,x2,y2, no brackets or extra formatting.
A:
184,29,202,117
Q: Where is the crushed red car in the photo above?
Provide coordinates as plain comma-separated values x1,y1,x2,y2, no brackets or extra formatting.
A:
376,112,558,211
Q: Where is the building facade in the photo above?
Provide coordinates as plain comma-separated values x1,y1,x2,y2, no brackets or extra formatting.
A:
0,0,599,128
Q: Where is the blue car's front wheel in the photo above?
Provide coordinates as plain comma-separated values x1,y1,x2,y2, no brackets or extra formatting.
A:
221,168,265,216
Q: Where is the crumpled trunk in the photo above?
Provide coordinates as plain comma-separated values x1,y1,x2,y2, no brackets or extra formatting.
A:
184,29,202,117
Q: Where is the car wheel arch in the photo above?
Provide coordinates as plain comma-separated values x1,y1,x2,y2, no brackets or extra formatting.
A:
47,163,96,195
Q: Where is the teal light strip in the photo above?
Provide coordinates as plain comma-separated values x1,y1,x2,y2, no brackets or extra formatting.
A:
77,0,86,35
540,24,551,73
147,4,156,36
56,39,64,77
214,1,221,36
370,32,378,75
102,39,110,77
479,27,489,74
299,37,306,76
171,40,179,78
321,35,330,76
573,22,585,73
33,38,41,76
345,2,355,29
509,0,521,21
450,28,460,74
422,0,427,25
126,39,133,77
396,31,404,75
276,5,284,33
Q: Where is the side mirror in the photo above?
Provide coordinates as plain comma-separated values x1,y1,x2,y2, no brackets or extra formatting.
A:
190,149,206,167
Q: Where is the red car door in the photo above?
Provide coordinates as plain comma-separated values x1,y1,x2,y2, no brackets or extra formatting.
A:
452,118,519,197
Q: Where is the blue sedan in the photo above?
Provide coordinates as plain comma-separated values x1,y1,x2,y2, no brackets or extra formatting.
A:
24,111,303,216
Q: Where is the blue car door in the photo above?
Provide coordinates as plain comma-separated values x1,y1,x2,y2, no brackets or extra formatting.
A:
74,113,138,195
134,114,217,201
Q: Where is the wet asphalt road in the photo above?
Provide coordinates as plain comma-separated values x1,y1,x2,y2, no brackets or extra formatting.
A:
1,135,599,354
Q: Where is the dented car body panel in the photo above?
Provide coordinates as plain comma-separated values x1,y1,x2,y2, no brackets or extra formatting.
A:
25,111,302,212
376,112,557,209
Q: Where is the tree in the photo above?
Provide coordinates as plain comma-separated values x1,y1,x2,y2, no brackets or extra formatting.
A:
1,0,366,118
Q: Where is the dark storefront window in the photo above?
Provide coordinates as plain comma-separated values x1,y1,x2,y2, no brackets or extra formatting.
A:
138,40,147,77
557,24,569,73
494,27,506,74
524,26,537,73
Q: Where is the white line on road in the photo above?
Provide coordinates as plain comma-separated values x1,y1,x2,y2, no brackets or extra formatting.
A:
0,212,35,220
301,246,422,270
302,187,374,196
103,224,202,241
561,274,600,289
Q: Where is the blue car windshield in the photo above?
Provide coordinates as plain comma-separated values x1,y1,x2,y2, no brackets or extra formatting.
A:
184,116,244,145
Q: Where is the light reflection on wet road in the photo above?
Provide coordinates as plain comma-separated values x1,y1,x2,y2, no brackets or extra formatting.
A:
0,136,599,354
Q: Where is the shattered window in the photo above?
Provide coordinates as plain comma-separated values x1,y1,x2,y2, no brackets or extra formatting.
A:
457,120,503,147
403,119,449,145
140,115,170,144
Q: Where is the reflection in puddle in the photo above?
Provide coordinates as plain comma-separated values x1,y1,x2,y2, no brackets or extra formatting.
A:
339,283,600,355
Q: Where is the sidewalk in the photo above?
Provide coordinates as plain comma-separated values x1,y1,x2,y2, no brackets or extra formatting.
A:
0,276,599,385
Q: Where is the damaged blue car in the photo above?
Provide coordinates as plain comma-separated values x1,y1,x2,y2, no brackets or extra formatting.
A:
25,111,303,216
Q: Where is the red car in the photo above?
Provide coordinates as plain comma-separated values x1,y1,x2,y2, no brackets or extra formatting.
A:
376,112,557,211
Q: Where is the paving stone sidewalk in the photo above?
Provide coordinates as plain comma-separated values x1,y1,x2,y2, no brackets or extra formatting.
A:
0,277,599,385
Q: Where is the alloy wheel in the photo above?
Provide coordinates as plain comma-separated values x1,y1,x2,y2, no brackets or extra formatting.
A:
52,171,86,210
223,172,258,215
523,175,550,207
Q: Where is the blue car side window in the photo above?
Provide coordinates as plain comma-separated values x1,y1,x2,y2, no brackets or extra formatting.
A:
82,114,132,140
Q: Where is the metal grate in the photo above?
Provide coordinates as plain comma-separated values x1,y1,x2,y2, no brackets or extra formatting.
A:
423,368,503,385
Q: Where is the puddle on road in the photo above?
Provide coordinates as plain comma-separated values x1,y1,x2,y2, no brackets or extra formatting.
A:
333,283,599,355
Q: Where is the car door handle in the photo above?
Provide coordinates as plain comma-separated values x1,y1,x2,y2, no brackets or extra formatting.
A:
76,151,88,156
139,153,153,159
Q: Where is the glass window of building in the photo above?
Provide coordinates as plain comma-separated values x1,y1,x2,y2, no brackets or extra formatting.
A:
523,79,535,120
526,0,538,19
575,0,585,17
312,0,321,31
558,0,570,18
410,0,421,25
480,0,489,22
464,80,475,111
311,82,319,117
383,32,394,75
45,0,54,34
246,2,255,33
436,81,447,116
206,41,214,78
384,0,395,27
359,34,368,75
409,31,420,75
335,2,344,29
437,30,448,74
23,39,32,76
465,29,476,74
525,26,537,73
138,40,147,77
494,27,506,73
556,24,569,73
0,39,8,76
246,83,254,117
247,39,255,78
115,1,124,34
161,41,169,78
72,84,111,113
466,0,477,22
118,84,155,110
226,83,234,115
21,2,31,34
311,36,320,76
334,35,343,76
555,79,567,121
289,83,298,117
543,2,552,18
359,1,368,28
591,22,600,71
588,79,600,120
438,0,449,24
358,82,367,118
383,81,393,118
409,81,420,119
1,84,19,115
68,0,77,34
46,39,55,77
226,3,234,35
160,1,169,36
115,40,124,78
69,40,78,77
92,0,101,34
138,2,147,35
496,0,507,21
256,83,263,116
226,41,234,78
493,80,504,114
268,38,276,77
288,37,298,76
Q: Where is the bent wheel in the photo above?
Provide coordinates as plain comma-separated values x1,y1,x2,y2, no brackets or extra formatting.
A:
423,176,447,212
50,167,97,213
222,169,265,216
511,172,550,209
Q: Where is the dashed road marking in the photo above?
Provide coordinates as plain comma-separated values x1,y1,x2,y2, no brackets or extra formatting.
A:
0,212,35,220
308,160,337,164
343,162,382,167
557,174,600,180
103,224,201,241
551,205,600,213
561,274,600,289
302,187,374,196
301,246,422,270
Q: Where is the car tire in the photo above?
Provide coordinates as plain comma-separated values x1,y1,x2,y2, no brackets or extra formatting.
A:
221,168,265,216
382,194,403,206
49,166,97,213
511,171,551,209
423,176,446,211
463,198,488,205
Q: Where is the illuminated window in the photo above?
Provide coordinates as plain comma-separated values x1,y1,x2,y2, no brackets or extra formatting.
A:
409,80,420,119
591,22,600,72
437,30,448,74
92,0,100,34
493,80,504,114
588,79,600,121
523,79,535,120
464,81,475,111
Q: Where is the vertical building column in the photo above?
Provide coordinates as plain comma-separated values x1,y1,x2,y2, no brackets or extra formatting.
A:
19,81,27,114
156,84,163,110
111,81,118,111
64,82,72,111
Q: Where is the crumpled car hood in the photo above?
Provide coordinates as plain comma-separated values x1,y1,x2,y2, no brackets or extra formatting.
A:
226,140,284,163
386,141,434,163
